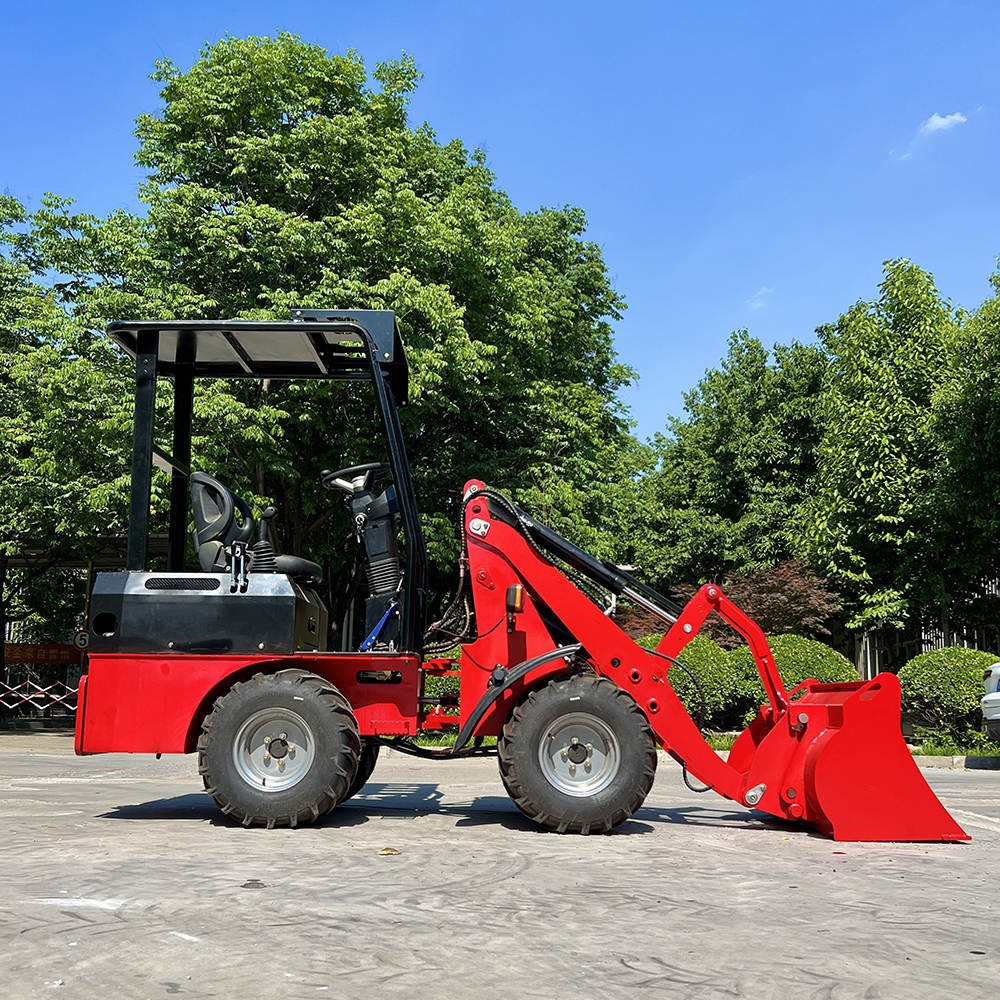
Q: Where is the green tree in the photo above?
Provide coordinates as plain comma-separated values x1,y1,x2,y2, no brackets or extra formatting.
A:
0,197,134,668
672,559,842,648
801,260,960,629
23,35,636,610
931,267,1000,634
629,331,828,590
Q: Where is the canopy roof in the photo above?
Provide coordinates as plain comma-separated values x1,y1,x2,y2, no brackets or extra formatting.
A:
107,309,408,400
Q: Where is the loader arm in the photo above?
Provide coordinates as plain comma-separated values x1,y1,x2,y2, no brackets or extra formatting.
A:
461,484,757,804
459,483,969,842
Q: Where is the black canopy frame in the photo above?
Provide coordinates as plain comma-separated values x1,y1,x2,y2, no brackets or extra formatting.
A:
109,309,426,653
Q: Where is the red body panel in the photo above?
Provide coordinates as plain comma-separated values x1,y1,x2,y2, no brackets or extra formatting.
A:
77,652,420,753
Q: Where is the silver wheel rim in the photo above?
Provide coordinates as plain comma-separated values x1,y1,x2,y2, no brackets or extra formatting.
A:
232,708,316,792
538,712,621,797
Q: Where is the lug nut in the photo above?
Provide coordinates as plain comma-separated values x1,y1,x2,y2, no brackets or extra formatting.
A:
278,759,285,770
263,736,271,745
560,750,568,761
279,733,287,741
584,761,591,772
571,737,579,745
568,764,576,775
263,754,271,764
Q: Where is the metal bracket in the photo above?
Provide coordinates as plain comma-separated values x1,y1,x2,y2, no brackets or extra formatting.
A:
360,601,399,652
230,541,249,593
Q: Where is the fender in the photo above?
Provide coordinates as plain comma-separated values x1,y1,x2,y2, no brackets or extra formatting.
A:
451,644,582,752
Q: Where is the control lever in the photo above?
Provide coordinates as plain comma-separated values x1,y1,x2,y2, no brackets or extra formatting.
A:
250,506,279,573
258,506,277,543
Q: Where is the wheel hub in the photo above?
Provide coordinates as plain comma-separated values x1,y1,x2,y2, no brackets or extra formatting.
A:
538,712,621,797
233,710,316,792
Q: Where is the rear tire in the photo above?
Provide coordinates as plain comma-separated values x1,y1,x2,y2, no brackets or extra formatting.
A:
198,669,360,828
498,673,657,834
340,738,380,803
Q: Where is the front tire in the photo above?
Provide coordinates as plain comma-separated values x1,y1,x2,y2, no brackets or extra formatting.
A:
198,669,360,828
498,674,657,834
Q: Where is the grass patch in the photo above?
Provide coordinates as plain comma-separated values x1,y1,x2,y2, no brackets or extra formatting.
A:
911,732,1000,757
703,732,737,751
409,732,498,749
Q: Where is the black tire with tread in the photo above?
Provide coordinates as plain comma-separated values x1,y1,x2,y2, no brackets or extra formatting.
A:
339,737,380,803
498,673,657,834
198,668,360,828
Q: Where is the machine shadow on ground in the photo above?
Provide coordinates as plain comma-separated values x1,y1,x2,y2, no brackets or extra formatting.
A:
95,780,797,837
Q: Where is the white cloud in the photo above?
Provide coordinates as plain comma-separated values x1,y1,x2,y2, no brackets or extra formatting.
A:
746,286,774,310
893,110,971,160
919,111,967,134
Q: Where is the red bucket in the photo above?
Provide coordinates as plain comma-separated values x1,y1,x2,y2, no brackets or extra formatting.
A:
728,674,969,842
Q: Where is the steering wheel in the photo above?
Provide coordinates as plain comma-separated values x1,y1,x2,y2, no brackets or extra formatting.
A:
321,462,390,494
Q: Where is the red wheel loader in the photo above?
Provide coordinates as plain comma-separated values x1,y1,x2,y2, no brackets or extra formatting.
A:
75,312,968,841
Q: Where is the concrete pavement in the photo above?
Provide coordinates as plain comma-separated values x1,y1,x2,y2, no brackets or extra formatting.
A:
2,732,997,999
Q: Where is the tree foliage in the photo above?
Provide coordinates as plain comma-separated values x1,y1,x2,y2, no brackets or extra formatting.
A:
6,33,1000,674
628,332,827,590
801,261,960,628
672,560,842,648
0,197,135,662
930,268,1000,625
21,35,635,609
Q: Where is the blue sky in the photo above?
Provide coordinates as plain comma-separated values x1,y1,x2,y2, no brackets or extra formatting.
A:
2,1,998,439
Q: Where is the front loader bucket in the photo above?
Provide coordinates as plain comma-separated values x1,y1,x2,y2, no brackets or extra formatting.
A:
730,674,969,842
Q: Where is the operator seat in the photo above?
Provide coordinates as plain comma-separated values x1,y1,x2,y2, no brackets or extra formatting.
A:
189,472,322,584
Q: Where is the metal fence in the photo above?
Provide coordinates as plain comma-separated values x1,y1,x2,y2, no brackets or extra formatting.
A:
0,678,78,714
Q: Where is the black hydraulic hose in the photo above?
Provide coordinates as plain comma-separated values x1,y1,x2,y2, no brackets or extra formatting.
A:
372,736,495,759
645,647,715,793
423,557,471,652
469,490,614,610
504,497,685,619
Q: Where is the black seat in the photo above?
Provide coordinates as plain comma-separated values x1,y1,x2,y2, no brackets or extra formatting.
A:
189,472,322,584
190,472,254,572
274,554,322,582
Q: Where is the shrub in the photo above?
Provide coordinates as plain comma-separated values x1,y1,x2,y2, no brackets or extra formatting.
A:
638,633,735,730
729,634,859,726
672,561,841,649
898,646,1000,741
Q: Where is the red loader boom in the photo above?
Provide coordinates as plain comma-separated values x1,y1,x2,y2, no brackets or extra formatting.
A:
456,482,967,842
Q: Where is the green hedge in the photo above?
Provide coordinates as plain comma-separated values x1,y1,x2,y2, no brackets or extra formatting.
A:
898,646,999,742
729,634,859,725
431,637,997,745
638,633,734,729
640,633,858,730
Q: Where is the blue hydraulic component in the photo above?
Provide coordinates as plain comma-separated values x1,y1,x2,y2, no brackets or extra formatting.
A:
360,601,399,651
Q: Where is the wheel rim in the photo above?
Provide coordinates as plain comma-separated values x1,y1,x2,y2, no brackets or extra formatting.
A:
537,712,621,797
232,708,316,792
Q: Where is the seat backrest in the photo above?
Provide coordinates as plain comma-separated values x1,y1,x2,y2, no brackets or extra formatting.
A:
190,472,255,572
